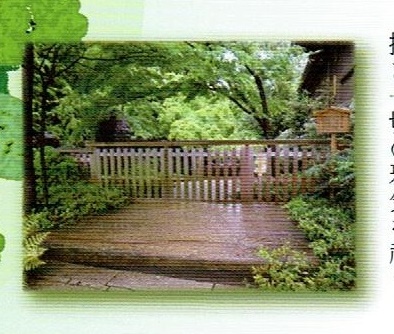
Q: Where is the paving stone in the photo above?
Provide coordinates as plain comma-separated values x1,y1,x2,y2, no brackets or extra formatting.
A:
27,262,247,291
107,271,216,290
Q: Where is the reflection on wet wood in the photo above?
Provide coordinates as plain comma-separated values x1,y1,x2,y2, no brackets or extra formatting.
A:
44,199,316,284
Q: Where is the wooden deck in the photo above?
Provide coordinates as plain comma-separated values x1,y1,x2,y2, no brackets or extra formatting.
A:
41,199,315,286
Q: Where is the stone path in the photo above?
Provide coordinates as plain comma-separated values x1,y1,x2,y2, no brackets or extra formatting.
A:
26,199,314,290
27,261,246,291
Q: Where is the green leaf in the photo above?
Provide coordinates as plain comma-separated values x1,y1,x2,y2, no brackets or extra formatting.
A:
0,233,5,253
0,94,23,180
0,0,88,65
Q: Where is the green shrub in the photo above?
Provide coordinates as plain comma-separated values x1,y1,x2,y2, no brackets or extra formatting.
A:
252,243,314,291
253,197,356,291
47,182,129,221
285,197,354,258
312,257,356,290
305,148,355,213
23,183,129,273
24,146,132,273
0,233,4,252
35,147,89,203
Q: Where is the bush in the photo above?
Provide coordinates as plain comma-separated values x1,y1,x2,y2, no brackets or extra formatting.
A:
285,197,355,256
23,182,130,273
48,182,129,219
305,148,355,213
35,147,89,203
252,243,314,291
253,197,356,291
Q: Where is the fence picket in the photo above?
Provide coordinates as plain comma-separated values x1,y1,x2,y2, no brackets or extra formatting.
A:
71,139,332,202
123,148,130,192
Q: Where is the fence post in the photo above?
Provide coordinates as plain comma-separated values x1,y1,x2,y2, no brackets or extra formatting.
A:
162,145,172,199
240,144,255,201
87,143,100,184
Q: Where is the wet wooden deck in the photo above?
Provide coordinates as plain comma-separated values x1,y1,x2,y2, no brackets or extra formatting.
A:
42,199,314,286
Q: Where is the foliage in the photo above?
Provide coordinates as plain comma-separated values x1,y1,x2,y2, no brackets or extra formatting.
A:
23,180,129,273
252,242,314,291
22,181,129,273
156,95,261,140
32,41,315,147
33,149,129,224
23,148,130,272
47,183,129,220
34,147,88,193
253,142,356,291
178,41,312,138
253,196,355,291
0,66,19,94
0,93,23,180
23,212,51,272
285,197,355,255
305,148,355,213
0,233,4,253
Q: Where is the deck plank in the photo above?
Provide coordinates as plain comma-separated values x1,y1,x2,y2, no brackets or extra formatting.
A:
41,199,314,286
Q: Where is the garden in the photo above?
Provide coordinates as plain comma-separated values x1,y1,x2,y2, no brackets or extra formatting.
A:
0,41,355,290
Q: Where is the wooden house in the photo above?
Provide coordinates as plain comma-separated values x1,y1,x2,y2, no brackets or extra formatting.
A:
297,41,354,108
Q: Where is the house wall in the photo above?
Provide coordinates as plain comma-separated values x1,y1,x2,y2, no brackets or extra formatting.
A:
298,42,354,108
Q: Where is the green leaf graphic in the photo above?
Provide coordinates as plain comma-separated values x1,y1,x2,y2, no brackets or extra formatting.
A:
0,233,5,253
0,93,23,180
0,0,88,65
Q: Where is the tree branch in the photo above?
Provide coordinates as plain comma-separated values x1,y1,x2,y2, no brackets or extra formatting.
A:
244,64,270,137
244,64,269,116
227,95,253,115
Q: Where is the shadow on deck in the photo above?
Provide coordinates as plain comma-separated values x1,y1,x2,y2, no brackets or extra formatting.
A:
38,199,315,288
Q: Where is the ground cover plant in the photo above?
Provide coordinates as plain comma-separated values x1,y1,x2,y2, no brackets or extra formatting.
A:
23,149,129,273
252,149,356,291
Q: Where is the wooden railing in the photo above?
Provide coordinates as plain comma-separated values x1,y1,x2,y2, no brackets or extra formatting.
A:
59,139,331,202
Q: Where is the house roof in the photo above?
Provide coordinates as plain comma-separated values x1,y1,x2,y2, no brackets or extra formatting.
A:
296,41,355,107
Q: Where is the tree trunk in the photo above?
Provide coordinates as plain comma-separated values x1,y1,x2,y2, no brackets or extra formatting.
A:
23,43,37,213
245,65,271,138
39,83,49,206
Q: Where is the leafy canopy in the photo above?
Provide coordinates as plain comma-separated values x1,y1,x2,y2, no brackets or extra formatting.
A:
34,41,315,145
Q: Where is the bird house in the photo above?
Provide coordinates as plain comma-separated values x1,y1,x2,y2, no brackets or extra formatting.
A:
313,107,351,134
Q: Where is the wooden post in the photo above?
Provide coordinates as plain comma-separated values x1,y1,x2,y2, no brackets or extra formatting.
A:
89,144,101,184
330,133,338,153
240,145,255,201
162,145,171,199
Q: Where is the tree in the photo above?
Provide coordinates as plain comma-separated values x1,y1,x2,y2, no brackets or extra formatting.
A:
156,94,260,140
0,0,89,211
47,41,314,143
32,41,316,146
32,44,89,205
178,41,311,138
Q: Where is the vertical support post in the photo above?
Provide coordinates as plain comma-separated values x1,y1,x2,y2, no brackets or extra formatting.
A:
330,133,338,153
162,145,171,199
89,144,100,184
240,144,255,201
